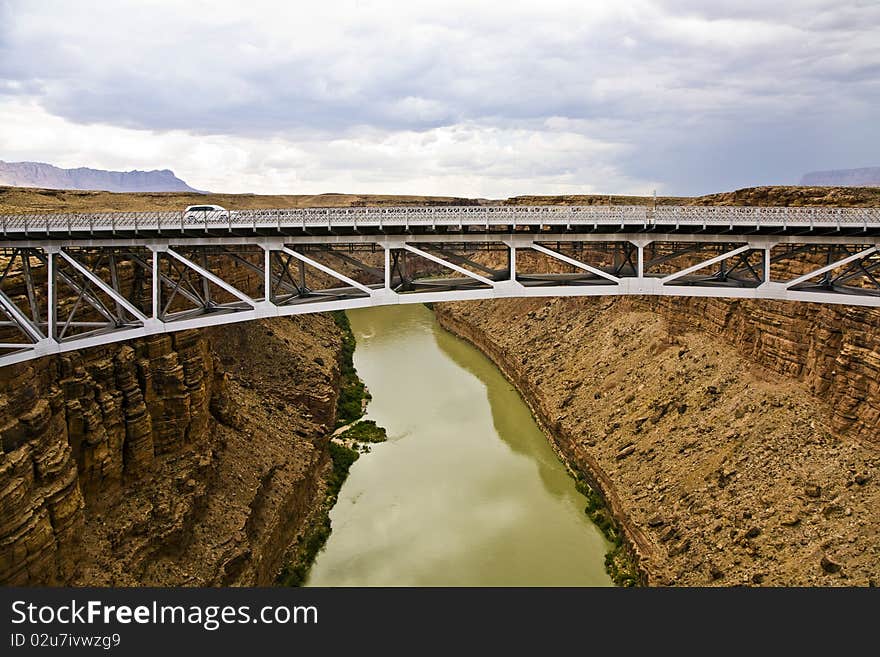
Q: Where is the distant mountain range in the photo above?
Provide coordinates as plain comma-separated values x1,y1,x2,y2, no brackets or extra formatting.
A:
800,167,880,187
0,160,203,193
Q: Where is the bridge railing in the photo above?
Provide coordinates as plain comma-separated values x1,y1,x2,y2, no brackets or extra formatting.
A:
652,206,878,228
1,205,879,235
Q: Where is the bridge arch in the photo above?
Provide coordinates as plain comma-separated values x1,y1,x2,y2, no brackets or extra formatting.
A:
0,205,878,367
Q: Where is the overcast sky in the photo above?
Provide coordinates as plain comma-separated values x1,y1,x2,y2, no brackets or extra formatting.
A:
1,0,878,197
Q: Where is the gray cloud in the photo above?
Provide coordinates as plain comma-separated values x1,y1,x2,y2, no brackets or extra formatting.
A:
1,0,878,195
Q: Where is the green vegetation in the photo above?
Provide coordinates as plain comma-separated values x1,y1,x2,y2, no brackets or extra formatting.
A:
277,442,360,587
331,311,371,427
278,312,374,586
575,475,640,587
338,419,387,443
326,442,360,498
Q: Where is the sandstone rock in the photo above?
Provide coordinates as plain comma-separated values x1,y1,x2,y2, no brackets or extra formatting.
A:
821,554,843,574
668,538,691,557
660,525,679,543
708,563,724,580
1,308,344,586
780,514,801,527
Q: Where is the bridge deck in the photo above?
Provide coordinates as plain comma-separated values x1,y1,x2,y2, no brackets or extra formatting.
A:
2,205,880,240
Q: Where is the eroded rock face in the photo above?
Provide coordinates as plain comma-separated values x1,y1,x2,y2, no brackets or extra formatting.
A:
0,360,84,585
635,298,880,445
0,316,343,586
436,297,879,586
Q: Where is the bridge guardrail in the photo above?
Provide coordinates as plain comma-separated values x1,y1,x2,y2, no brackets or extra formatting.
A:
1,205,879,236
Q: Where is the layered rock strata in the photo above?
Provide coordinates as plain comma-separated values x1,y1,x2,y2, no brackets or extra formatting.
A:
0,315,342,586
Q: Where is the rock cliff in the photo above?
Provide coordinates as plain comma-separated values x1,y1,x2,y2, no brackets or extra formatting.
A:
0,315,343,586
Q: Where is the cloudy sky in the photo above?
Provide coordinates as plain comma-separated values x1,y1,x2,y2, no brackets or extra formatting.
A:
1,0,878,197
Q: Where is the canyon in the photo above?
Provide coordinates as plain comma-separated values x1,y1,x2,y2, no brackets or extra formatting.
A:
1,185,878,586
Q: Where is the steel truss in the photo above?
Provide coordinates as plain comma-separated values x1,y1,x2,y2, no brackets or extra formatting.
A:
0,231,877,367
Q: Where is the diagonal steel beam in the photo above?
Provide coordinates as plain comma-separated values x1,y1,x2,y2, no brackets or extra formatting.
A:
280,246,373,295
0,288,43,342
164,257,209,309
770,244,816,264
21,252,41,324
645,243,703,269
59,250,148,321
32,251,118,326
661,245,751,285
165,248,255,306
0,249,17,286
273,253,307,296
421,246,500,277
832,256,880,287
530,243,621,283
724,251,762,282
402,244,495,286
125,251,204,308
786,246,878,289
316,248,386,279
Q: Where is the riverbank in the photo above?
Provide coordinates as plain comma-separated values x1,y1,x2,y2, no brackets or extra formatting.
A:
277,311,375,586
435,298,880,586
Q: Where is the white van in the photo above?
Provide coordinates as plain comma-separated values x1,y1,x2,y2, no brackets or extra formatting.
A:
184,204,228,223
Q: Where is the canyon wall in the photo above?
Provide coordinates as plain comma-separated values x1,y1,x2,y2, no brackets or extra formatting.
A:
437,297,879,586
632,298,879,444
0,314,343,586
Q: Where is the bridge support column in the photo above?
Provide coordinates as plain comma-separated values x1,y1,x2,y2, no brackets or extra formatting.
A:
628,238,651,281
509,245,516,281
264,246,271,303
46,249,56,340
764,247,771,283
148,246,161,319
384,246,391,290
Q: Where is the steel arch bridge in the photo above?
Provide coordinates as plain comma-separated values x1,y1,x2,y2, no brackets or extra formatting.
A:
0,204,878,367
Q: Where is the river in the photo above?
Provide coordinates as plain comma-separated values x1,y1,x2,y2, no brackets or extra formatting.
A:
305,304,611,586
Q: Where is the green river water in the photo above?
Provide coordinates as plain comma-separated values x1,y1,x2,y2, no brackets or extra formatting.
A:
305,304,612,586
